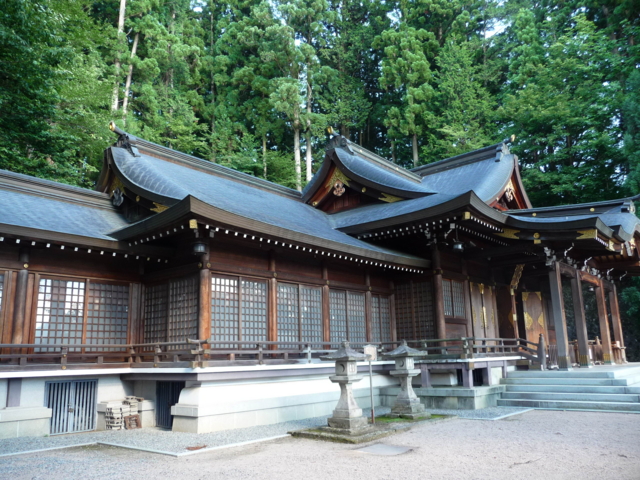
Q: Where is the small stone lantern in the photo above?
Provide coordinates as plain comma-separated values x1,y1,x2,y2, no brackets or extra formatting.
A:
383,340,429,419
320,341,370,433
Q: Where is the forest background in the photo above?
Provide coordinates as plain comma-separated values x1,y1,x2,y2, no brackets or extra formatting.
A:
1,0,640,359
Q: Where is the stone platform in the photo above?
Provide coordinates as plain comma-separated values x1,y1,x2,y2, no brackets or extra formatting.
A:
380,385,506,410
289,415,454,444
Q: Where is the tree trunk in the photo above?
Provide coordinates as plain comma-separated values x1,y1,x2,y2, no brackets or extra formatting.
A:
305,76,312,182
263,134,268,179
412,133,419,167
122,32,139,119
294,126,302,191
111,0,127,112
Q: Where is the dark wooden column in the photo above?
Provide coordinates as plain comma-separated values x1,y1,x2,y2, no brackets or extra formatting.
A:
198,247,211,343
268,251,277,344
570,272,592,367
364,271,372,342
10,248,29,344
510,288,520,339
595,280,614,365
431,244,446,344
322,262,330,345
547,261,572,370
389,280,397,343
609,285,627,363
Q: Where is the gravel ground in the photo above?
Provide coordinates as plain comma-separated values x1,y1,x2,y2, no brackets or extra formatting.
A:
0,406,531,457
0,409,638,480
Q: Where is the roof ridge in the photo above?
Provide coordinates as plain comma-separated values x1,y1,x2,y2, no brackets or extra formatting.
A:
412,142,506,176
344,139,423,183
0,169,115,211
110,126,302,200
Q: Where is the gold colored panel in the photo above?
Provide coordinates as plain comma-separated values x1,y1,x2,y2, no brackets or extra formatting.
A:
535,292,542,301
497,228,520,239
189,219,198,229
576,229,597,240
482,306,487,328
325,169,351,190
524,312,534,329
379,192,402,203
522,291,529,301
537,313,544,328
151,202,168,213
463,212,471,220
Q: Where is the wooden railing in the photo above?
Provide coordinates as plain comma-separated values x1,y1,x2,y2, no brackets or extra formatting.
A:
0,336,546,371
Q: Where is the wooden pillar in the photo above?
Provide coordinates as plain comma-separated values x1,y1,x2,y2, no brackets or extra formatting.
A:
268,251,277,344
461,260,473,338
595,281,614,364
510,288,520,339
365,272,372,342
389,281,397,343
609,285,626,363
431,244,446,345
10,248,29,345
547,262,572,370
198,249,211,343
570,273,592,367
322,262,330,345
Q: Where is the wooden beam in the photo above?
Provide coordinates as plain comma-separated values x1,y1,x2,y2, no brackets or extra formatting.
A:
609,285,627,363
570,272,592,367
547,262,572,370
10,248,29,345
432,244,447,346
595,280,614,364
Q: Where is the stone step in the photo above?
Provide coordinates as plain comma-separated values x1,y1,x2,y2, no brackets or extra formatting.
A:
497,398,640,412
501,377,629,386
505,384,640,395
501,392,640,403
507,366,640,380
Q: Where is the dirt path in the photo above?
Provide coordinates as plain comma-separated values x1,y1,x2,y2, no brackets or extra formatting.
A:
2,410,639,480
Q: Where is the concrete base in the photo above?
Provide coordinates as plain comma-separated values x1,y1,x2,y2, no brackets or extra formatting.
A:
0,407,52,439
327,415,369,431
381,385,506,410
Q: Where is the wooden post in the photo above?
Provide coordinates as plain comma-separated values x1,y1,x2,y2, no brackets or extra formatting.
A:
365,271,372,342
510,288,520,339
10,248,29,345
268,251,277,345
322,262,330,346
570,273,592,367
609,285,627,363
389,281,397,344
595,280,614,365
547,262,572,370
431,244,446,347
198,248,211,343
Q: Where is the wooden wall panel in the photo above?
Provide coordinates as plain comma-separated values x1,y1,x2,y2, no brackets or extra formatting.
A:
522,291,547,344
496,286,517,338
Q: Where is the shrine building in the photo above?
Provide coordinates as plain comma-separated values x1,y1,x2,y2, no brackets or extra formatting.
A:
0,123,638,437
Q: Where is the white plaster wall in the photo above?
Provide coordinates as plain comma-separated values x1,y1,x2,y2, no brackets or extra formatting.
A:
20,378,47,407
97,376,132,402
133,380,156,402
491,366,503,384
0,379,7,408
17,375,129,408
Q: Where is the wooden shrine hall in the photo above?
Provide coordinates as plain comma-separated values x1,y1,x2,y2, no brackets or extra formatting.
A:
0,123,638,437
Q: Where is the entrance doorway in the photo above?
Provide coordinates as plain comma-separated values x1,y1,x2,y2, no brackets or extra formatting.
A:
45,379,97,435
156,381,185,429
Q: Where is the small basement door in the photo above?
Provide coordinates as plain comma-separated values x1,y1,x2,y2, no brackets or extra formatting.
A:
156,381,185,429
45,379,97,435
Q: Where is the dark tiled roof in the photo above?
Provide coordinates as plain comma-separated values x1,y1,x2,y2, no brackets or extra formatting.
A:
0,170,128,240
109,147,427,264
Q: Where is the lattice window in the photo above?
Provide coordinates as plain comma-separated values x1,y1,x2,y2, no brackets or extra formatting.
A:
167,276,198,348
371,294,392,343
86,283,129,351
414,281,434,339
211,276,239,346
379,296,392,343
144,284,168,344
329,289,347,343
452,280,465,317
300,286,322,344
241,279,267,342
395,283,413,341
35,279,85,352
442,280,453,316
347,292,366,344
277,283,299,343
443,279,466,319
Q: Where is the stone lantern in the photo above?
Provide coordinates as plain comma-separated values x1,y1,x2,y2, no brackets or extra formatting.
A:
320,341,370,433
383,340,429,419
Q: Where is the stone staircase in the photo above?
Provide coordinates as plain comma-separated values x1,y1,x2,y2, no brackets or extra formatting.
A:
497,365,640,412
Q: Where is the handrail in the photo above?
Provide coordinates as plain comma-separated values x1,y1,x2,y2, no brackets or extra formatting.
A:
0,336,544,370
